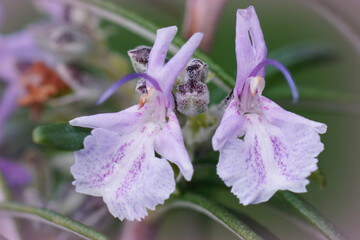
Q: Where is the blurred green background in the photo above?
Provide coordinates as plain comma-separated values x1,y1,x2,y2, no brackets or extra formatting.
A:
1,0,359,239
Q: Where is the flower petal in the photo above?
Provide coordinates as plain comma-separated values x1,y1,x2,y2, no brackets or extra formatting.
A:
103,153,174,221
161,32,203,95
235,6,267,95
212,98,245,151
154,110,193,180
72,123,175,221
71,128,123,196
147,26,177,74
217,113,323,205
69,105,144,135
260,96,327,134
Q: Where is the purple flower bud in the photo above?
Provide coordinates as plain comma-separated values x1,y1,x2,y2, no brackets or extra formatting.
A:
184,58,208,83
127,46,152,93
127,46,151,73
176,59,209,116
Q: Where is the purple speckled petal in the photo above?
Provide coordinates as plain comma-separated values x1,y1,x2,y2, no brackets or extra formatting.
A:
103,152,174,221
72,123,175,220
154,110,193,180
70,105,145,135
0,84,23,142
260,96,327,133
71,128,126,196
147,26,177,75
234,6,267,95
212,98,245,151
217,113,324,205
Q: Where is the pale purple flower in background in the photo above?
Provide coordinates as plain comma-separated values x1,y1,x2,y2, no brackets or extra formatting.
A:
35,0,100,27
0,1,104,142
212,6,327,205
70,26,203,220
0,158,32,188
0,30,59,142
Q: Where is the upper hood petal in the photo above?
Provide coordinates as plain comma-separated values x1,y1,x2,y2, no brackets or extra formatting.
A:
235,6,267,95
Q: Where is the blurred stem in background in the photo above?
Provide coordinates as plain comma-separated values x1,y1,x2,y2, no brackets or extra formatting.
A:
182,0,228,52
300,0,360,55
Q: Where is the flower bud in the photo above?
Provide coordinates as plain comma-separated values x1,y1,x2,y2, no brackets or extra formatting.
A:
184,58,209,83
128,46,151,93
127,46,151,73
176,59,210,116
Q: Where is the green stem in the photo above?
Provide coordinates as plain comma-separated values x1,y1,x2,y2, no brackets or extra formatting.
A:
0,171,11,201
0,202,109,240
168,193,263,240
54,0,236,88
278,191,346,240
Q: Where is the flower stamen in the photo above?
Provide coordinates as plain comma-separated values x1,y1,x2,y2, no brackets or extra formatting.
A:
97,73,162,105
138,87,154,109
249,76,265,97
250,59,299,104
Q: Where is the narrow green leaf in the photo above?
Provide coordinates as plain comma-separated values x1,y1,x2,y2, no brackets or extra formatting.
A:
168,193,264,240
278,191,346,240
0,202,109,240
33,123,91,151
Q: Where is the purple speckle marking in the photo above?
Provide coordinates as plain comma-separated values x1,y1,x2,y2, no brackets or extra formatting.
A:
245,115,253,124
270,136,290,178
253,135,266,184
116,151,146,198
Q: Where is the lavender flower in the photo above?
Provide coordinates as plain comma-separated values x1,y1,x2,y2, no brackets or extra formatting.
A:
0,30,59,141
212,6,327,205
0,2,106,141
70,26,203,220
